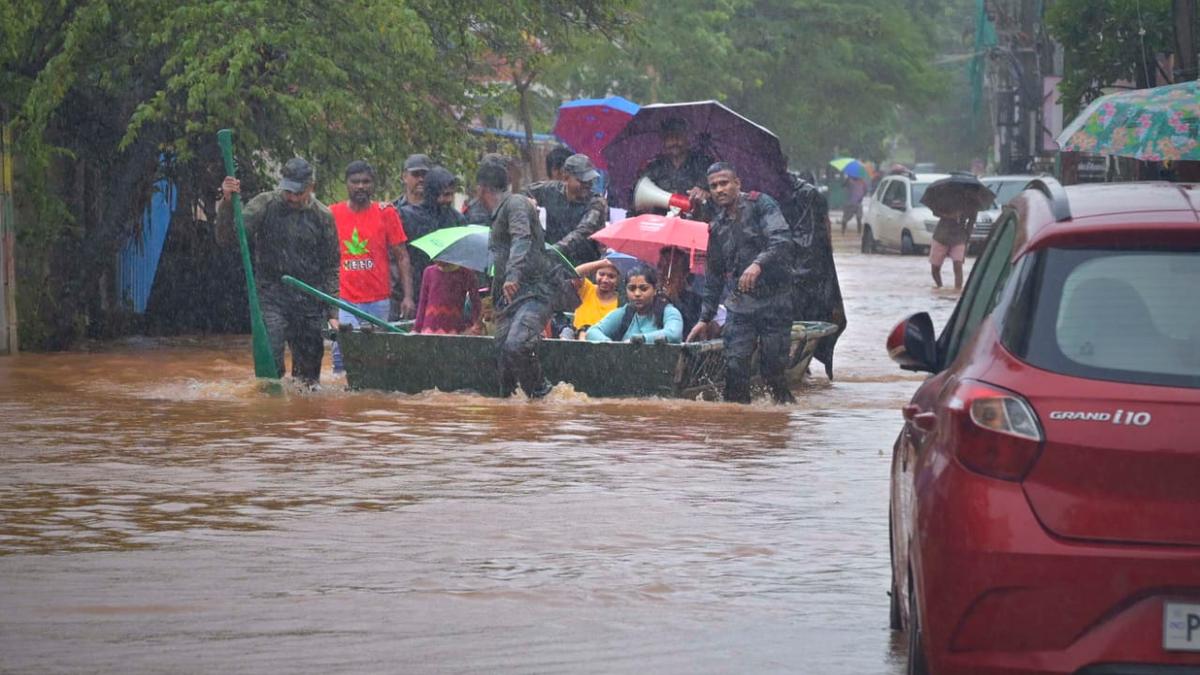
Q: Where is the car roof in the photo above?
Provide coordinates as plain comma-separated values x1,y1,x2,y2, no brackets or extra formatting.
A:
1013,181,1199,257
910,173,950,184
980,174,1039,183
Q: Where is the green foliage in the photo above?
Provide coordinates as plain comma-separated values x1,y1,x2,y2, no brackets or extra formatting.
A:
1047,0,1176,113
1,0,633,349
542,0,949,168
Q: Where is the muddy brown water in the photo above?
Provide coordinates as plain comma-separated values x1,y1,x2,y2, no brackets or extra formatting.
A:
0,235,968,673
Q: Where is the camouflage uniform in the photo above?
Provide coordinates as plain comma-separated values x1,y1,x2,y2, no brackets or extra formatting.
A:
523,180,608,264
218,190,338,383
489,192,554,398
701,191,795,403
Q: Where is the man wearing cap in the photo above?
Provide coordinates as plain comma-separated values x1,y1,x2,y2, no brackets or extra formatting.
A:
392,153,432,210
329,160,414,374
686,162,796,404
634,117,714,220
218,157,339,386
523,153,608,264
388,153,433,319
477,158,554,399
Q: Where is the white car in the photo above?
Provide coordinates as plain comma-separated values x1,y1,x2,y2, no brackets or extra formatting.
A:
861,172,949,254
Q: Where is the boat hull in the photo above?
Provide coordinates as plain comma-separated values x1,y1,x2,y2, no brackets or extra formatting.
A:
339,321,838,399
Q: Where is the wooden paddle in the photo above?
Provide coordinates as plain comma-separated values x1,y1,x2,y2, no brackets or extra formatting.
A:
217,129,278,379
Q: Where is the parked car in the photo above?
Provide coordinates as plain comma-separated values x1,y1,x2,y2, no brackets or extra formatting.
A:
862,173,949,255
970,174,1040,253
886,178,1200,675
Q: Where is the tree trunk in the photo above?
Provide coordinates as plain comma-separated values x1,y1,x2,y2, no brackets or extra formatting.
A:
1175,0,1197,81
513,70,537,190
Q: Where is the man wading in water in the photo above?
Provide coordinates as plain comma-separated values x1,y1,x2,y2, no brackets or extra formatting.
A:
477,159,555,399
687,162,796,404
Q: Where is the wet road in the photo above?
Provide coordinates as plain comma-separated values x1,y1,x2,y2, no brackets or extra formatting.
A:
0,235,967,673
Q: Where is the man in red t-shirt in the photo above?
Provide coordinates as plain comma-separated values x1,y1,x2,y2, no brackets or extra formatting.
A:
330,160,414,373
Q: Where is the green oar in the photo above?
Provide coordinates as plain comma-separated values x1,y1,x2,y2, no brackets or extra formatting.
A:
281,275,408,334
217,129,278,379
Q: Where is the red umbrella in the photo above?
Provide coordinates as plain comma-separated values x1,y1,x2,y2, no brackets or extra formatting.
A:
553,96,639,171
590,214,708,272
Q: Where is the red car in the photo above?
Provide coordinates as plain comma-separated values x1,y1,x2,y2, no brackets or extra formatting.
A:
887,178,1200,675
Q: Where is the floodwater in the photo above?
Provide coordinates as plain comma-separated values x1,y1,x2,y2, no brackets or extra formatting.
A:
0,234,967,674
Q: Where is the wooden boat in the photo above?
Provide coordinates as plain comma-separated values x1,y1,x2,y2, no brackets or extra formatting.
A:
337,321,838,399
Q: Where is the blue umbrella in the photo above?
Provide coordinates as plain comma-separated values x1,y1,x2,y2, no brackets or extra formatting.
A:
603,250,641,276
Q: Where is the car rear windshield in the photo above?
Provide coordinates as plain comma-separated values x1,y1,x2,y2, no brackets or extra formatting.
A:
1003,247,1200,388
984,180,1029,209
911,182,930,206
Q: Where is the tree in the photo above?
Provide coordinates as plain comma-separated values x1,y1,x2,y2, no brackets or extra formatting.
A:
1,0,632,349
1047,0,1178,112
542,0,946,169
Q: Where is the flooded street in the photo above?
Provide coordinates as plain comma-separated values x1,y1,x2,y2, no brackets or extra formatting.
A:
0,236,967,674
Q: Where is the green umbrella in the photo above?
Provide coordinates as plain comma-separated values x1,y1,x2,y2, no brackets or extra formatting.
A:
1057,80,1200,161
410,225,491,272
409,225,579,277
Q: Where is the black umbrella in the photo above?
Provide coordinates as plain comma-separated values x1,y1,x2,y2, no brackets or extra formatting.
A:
919,172,996,218
602,101,791,209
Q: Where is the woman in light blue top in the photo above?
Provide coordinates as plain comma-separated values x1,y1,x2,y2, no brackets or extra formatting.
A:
586,265,683,344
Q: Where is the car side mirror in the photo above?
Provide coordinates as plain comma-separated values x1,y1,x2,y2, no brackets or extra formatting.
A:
886,312,938,373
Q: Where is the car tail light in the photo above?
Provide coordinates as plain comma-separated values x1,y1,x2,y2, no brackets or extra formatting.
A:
945,380,1044,481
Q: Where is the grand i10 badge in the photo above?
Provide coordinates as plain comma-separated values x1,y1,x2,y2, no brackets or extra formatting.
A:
1048,409,1152,426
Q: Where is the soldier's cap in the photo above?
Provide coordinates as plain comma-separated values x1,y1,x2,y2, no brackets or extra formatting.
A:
404,154,433,173
563,153,599,183
278,158,314,193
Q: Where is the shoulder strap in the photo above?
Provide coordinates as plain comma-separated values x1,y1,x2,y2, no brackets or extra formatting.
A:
616,305,635,338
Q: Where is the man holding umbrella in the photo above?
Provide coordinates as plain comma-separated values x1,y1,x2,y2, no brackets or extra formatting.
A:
921,172,991,290
635,117,714,219
478,159,555,399
687,162,797,404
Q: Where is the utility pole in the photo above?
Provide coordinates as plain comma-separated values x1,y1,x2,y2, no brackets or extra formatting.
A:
1175,0,1197,81
0,109,17,355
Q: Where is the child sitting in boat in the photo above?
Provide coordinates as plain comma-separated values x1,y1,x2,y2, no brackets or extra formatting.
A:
414,261,483,334
585,265,683,344
564,258,621,340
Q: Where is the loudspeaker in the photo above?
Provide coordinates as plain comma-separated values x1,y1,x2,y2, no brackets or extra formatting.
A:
634,177,692,213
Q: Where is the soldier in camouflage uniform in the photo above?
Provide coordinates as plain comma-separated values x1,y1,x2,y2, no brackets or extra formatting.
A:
686,162,796,404
477,160,555,399
218,158,339,386
633,117,714,220
523,153,608,264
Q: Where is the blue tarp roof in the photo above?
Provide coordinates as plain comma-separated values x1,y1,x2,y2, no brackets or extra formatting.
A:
559,96,639,116
470,127,557,143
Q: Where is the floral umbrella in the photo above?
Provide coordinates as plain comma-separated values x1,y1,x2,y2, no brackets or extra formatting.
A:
1056,80,1200,161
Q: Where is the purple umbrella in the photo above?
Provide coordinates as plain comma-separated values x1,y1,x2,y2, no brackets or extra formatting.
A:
553,96,639,171
602,100,791,210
